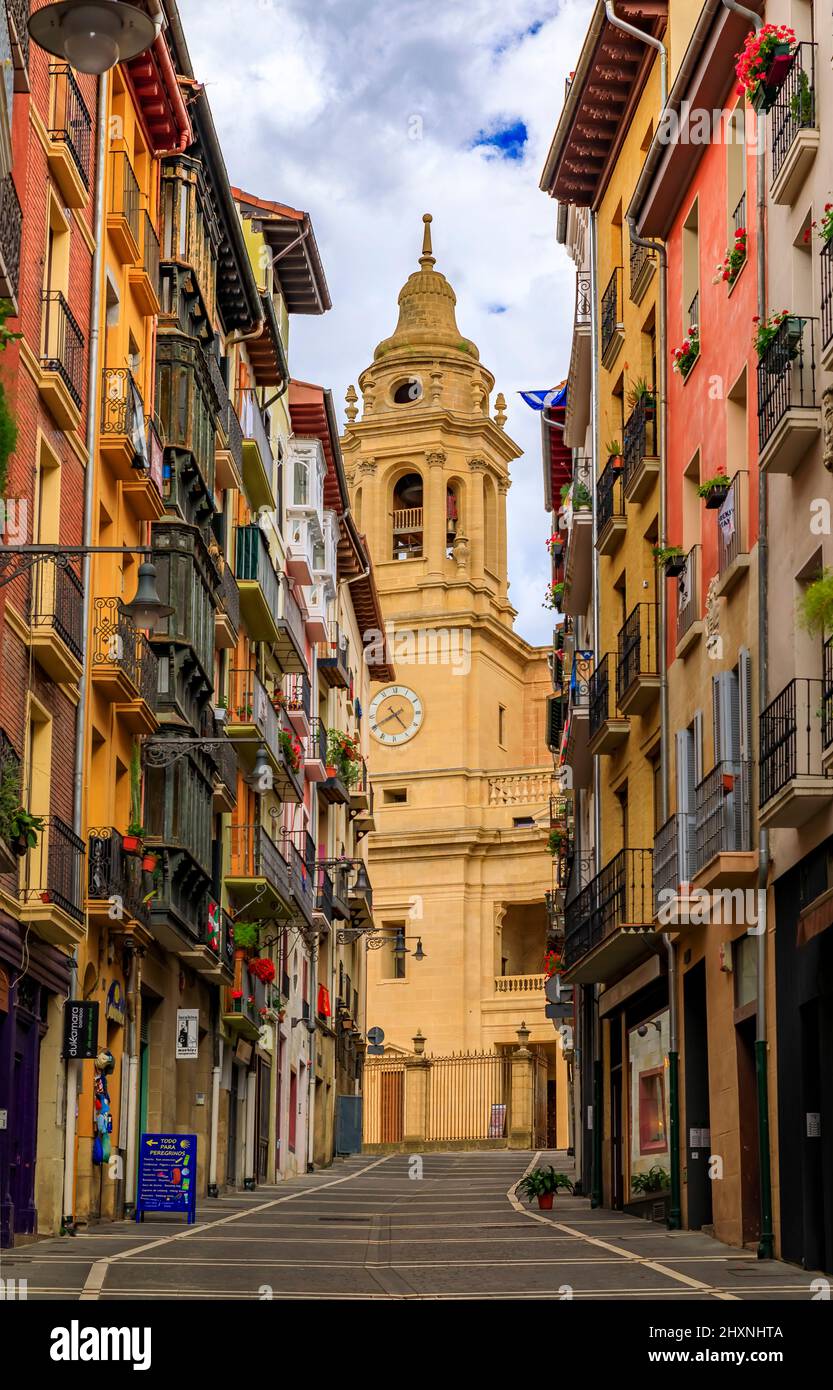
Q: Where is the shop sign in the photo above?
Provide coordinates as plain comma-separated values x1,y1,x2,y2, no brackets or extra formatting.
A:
135,1134,197,1224
105,980,126,1026
63,1000,99,1059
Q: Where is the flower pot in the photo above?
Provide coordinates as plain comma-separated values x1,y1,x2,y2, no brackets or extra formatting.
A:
610,456,623,471
141,854,158,873
722,774,735,794
122,834,142,854
11,833,29,858
326,765,338,778
704,485,729,510
750,80,779,114
537,1193,554,1210
763,44,795,90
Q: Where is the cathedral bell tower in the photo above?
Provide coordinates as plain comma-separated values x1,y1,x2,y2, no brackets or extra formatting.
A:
341,214,519,628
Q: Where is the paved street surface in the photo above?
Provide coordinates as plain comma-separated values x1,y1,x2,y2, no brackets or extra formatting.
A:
1,1151,823,1300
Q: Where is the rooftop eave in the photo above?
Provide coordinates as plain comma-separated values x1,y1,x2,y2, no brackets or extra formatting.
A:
233,189,332,315
540,1,668,209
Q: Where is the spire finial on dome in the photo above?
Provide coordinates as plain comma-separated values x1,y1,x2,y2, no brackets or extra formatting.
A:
419,213,436,268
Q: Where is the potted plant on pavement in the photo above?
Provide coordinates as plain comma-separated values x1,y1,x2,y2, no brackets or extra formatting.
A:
516,1166,574,1210
653,544,687,578
697,473,731,509
631,1165,670,1196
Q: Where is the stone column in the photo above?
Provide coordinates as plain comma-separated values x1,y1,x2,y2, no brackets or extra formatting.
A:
497,476,511,600
467,457,486,580
425,449,446,579
403,1032,430,1146
509,1023,535,1150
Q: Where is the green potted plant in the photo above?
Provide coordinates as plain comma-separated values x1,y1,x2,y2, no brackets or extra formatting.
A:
753,309,804,365
547,827,566,855
122,741,144,853
798,569,833,636
735,24,796,113
672,326,700,377
653,544,686,578
789,67,813,125
516,1166,574,1211
233,921,259,951
543,581,564,612
572,481,592,511
8,808,46,858
626,376,656,413
604,439,623,470
697,473,731,510
0,755,21,867
631,1164,670,1195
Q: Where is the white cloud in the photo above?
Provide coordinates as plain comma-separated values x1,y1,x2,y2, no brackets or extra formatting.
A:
178,0,594,645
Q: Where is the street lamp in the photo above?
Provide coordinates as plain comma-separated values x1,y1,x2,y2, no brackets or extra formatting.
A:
29,0,158,74
121,561,173,632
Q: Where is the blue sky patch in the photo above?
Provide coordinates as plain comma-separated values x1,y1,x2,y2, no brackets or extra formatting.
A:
470,120,528,161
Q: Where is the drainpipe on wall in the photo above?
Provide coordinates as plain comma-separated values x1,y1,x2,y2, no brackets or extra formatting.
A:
588,208,603,1207
607,0,679,1225
63,67,110,1237
719,0,774,1262
122,944,141,1215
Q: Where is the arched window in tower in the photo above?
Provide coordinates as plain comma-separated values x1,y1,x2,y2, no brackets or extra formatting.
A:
392,472,424,559
483,474,498,574
446,482,460,558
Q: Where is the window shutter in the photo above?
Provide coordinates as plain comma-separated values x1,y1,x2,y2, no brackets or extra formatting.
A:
738,648,753,761
693,709,704,784
711,675,722,767
676,728,695,883
546,694,564,752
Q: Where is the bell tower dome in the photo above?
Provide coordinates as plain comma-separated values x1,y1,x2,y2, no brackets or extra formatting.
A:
342,214,520,626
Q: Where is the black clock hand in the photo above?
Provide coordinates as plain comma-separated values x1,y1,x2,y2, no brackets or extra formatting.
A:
379,705,405,726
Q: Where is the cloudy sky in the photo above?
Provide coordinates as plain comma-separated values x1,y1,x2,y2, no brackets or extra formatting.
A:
179,0,593,645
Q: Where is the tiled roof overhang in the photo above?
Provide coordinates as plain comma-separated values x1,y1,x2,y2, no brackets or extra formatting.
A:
123,34,192,153
630,0,763,238
233,188,332,316
249,293,289,389
543,403,573,514
288,380,350,514
540,1,668,208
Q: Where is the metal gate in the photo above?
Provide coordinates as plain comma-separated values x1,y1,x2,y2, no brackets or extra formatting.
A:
363,1057,405,1145
533,1052,548,1148
426,1052,512,1143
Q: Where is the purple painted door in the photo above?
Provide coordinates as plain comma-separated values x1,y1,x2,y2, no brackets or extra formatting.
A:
0,983,43,1246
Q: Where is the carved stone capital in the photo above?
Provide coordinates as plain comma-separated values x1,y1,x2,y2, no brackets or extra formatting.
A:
357,458,377,477
468,456,488,473
425,449,446,468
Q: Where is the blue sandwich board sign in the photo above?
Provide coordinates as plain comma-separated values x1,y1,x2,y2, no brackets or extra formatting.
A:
136,1133,197,1224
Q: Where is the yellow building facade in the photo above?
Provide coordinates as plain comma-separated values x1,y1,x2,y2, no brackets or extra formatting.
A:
342,217,567,1147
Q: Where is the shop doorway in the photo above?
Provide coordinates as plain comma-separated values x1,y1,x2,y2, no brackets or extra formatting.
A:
255,1057,270,1184
800,997,833,1272
0,984,42,1245
683,960,712,1229
735,1014,760,1245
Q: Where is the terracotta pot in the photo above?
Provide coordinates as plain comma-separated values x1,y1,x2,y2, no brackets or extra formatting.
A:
326,765,338,778
537,1193,554,1210
122,834,141,853
142,854,158,873
722,774,735,794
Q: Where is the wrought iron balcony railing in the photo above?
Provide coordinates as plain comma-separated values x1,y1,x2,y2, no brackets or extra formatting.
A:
760,677,829,807
822,242,833,357
306,715,327,765
0,173,23,304
616,603,658,706
589,653,619,741
101,367,145,449
281,828,315,913
596,459,624,535
676,545,700,644
717,471,747,579
575,271,591,326
694,760,752,874
285,672,311,722
139,211,161,300
564,848,653,970
49,64,92,186
825,637,833,753
600,266,622,359
28,557,84,661
109,148,141,249
732,191,747,237
87,827,149,927
41,291,85,407
622,394,657,489
771,42,817,184
629,238,655,300
316,864,334,919
24,814,85,924
757,315,818,452
653,813,694,914
91,596,158,706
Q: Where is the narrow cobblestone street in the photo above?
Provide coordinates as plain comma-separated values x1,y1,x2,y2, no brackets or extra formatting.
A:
1,1152,822,1302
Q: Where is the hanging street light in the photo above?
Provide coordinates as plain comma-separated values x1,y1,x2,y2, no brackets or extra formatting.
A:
121,560,173,633
29,1,158,75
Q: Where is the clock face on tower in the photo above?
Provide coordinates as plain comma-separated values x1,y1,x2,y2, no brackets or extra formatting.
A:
369,685,424,745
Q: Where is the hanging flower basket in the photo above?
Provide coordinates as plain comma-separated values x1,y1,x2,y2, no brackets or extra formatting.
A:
698,475,731,510
735,26,796,112
141,852,158,873
653,546,686,578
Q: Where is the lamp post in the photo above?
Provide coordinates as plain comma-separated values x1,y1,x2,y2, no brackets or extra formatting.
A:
0,545,172,630
28,1,159,75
